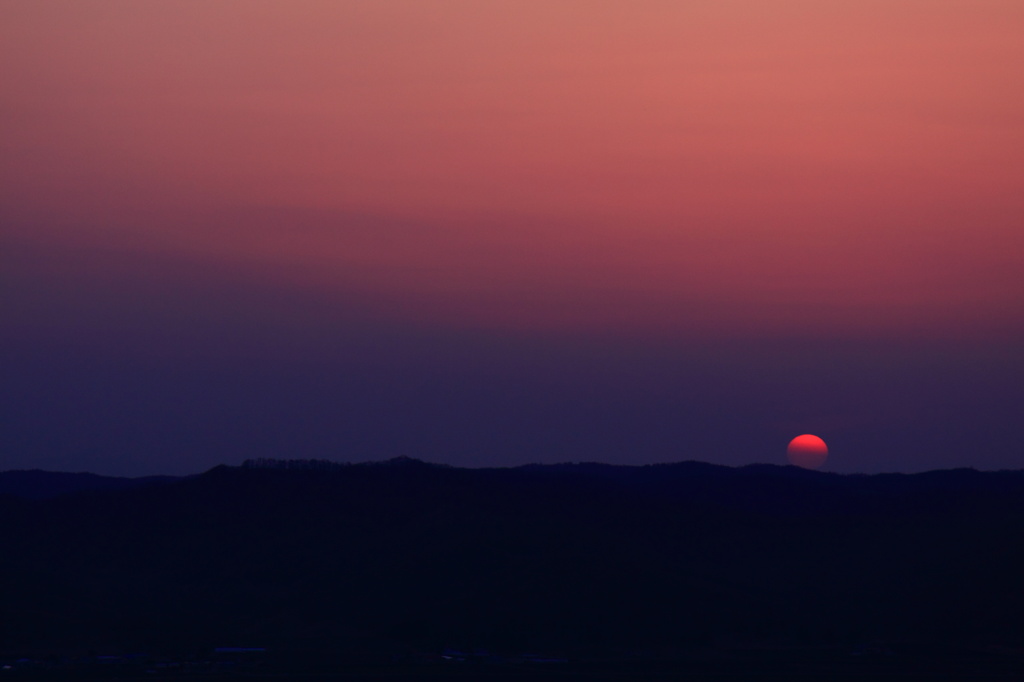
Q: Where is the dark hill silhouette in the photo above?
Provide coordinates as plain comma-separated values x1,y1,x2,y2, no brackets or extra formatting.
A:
1,459,1022,672
0,469,182,500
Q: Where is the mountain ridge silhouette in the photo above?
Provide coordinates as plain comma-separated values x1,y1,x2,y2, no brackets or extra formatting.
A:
1,459,1022,660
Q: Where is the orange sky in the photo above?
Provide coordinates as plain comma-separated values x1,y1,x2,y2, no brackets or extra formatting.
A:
3,0,1022,339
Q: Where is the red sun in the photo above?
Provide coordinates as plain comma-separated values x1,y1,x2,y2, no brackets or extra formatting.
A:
787,434,828,470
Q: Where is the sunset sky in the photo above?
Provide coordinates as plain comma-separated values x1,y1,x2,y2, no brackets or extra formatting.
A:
3,1,1022,475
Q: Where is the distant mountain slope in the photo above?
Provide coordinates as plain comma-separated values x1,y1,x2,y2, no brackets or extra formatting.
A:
0,459,1022,658
0,469,182,500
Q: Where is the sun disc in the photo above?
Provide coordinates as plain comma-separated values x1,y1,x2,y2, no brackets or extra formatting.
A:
787,434,828,470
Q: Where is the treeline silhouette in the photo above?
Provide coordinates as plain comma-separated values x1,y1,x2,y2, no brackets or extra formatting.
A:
242,457,354,471
0,459,1022,663
241,455,451,471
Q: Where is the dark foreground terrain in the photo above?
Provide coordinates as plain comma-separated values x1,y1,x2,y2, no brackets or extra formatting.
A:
1,459,1023,679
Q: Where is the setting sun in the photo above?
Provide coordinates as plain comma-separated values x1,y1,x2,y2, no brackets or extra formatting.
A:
787,434,829,470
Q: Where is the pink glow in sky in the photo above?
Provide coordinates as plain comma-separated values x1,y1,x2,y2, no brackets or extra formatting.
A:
3,0,1022,339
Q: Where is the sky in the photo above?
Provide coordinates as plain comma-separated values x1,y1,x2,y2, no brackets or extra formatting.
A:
2,0,1022,476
